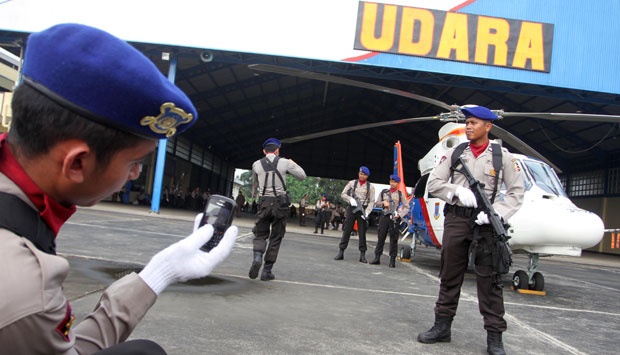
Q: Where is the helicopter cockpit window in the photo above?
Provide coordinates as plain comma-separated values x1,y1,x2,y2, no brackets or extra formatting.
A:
522,160,568,197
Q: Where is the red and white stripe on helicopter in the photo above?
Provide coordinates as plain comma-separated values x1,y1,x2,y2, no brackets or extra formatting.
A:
395,122,605,292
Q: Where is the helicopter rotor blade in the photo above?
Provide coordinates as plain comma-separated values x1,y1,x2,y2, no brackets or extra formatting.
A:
498,111,620,123
249,64,453,112
249,65,620,174
490,125,563,173
281,115,441,143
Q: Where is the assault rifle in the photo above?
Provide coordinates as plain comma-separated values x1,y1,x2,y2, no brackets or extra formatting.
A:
451,157,512,278
350,197,365,216
382,191,397,217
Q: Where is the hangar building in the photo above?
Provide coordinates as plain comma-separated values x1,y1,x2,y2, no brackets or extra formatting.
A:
1,0,619,254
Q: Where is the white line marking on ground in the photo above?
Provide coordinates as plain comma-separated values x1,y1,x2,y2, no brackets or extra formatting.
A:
65,222,184,237
216,273,438,299
504,314,589,355
400,260,600,354
69,218,145,223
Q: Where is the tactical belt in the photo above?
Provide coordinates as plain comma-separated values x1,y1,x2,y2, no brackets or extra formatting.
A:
443,204,476,219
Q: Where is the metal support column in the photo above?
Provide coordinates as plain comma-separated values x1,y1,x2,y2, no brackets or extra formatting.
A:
150,54,177,213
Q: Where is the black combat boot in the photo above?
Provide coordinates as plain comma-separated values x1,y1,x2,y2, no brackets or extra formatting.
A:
334,249,344,260
486,331,506,355
248,251,263,279
389,256,396,268
359,252,367,263
417,315,453,344
369,254,380,265
260,263,275,281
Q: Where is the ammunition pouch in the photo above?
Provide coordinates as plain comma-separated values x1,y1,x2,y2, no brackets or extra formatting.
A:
493,237,512,275
469,229,513,278
278,193,291,207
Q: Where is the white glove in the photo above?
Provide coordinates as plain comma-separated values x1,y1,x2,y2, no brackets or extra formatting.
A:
139,223,238,295
475,211,490,225
193,213,204,232
349,198,357,207
455,186,478,208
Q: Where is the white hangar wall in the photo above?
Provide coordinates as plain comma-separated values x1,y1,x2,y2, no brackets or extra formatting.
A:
0,0,618,95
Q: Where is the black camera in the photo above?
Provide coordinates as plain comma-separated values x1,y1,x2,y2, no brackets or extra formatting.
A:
199,194,236,252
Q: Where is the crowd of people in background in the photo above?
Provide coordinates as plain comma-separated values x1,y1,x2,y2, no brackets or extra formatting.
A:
111,183,240,213
160,186,212,211
110,182,375,234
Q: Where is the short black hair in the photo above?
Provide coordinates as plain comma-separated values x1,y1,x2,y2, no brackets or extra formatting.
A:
263,143,279,153
8,83,149,167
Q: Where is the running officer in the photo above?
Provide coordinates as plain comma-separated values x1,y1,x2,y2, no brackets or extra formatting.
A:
249,138,306,281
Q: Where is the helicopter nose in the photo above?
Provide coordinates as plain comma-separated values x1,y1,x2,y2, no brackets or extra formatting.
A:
508,199,604,254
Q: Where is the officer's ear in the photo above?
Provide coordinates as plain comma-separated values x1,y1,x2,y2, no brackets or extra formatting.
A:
61,140,94,183
485,121,493,134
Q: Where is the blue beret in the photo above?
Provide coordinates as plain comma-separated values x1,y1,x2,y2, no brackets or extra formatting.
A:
389,174,401,182
359,166,370,176
21,23,197,139
460,105,498,121
263,138,281,148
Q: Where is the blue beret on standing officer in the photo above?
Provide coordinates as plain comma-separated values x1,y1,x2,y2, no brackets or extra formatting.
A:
460,104,499,121
0,23,238,354
389,174,401,183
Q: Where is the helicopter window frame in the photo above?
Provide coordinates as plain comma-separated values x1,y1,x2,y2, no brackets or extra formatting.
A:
521,159,568,198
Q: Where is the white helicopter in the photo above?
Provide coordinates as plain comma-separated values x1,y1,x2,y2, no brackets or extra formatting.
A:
248,64,618,292
392,128,604,293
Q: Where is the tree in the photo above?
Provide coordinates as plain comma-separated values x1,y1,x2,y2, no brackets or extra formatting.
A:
286,176,348,205
238,169,348,206
238,170,254,202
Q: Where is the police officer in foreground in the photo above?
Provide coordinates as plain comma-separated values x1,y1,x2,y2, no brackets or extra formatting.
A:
334,166,376,263
0,24,238,354
249,138,306,281
418,105,524,355
370,174,409,268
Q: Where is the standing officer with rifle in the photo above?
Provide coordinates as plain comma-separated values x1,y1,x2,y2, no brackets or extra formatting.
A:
370,174,409,268
418,105,524,355
334,166,375,263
